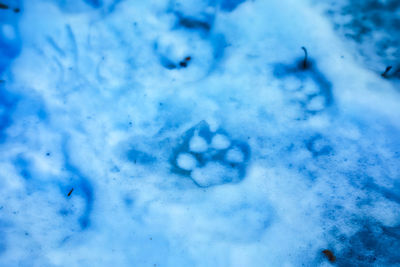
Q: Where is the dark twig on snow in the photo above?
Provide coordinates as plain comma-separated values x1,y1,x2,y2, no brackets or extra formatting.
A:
322,249,336,263
67,188,74,197
301,46,308,69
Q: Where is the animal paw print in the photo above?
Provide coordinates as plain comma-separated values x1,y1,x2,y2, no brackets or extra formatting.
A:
273,49,333,117
171,121,250,187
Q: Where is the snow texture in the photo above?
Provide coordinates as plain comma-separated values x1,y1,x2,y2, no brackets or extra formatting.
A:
0,0,400,266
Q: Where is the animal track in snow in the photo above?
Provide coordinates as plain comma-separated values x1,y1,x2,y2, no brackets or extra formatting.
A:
171,121,250,187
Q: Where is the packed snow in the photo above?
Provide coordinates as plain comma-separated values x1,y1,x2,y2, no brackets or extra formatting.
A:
0,0,399,266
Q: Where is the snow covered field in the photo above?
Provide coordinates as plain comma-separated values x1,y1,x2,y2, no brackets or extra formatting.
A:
0,0,399,266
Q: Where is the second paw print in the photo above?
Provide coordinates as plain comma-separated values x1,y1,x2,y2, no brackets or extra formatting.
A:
171,121,250,188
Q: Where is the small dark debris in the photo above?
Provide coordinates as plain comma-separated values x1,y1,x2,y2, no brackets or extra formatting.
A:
14,8,20,13
67,188,74,197
322,249,336,263
179,17,211,31
301,46,309,69
0,3,9,9
46,152,51,156
179,56,191,68
381,66,392,78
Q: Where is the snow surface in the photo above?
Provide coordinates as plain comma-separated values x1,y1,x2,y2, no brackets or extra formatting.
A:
0,0,400,266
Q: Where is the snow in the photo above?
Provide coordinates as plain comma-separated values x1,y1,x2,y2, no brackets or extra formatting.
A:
189,134,208,153
0,0,400,266
176,152,197,171
225,147,244,163
211,134,231,150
